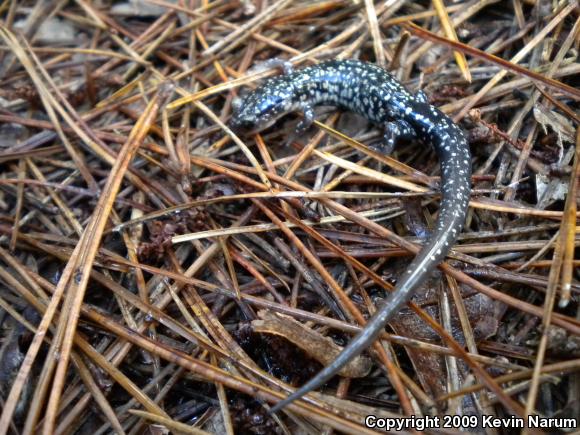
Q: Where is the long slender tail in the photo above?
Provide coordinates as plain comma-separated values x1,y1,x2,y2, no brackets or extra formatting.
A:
270,115,471,413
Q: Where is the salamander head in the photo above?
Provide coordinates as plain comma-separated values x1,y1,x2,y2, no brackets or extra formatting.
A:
230,82,294,133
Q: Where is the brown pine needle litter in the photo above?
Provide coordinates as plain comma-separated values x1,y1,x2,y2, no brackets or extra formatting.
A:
0,1,578,434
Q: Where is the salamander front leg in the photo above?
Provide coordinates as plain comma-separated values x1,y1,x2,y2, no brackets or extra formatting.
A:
295,104,314,134
374,120,417,154
261,58,294,75
415,90,429,104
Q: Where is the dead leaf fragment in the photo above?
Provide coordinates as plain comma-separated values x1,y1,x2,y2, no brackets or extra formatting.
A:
252,310,371,378
533,103,575,146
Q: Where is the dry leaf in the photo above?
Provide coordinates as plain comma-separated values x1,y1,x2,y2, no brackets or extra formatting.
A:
252,310,372,378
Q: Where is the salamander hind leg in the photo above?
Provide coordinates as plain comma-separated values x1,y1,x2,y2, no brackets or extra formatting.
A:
373,119,418,154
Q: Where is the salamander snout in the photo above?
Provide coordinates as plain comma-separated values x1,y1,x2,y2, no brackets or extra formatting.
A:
229,113,257,132
230,85,293,134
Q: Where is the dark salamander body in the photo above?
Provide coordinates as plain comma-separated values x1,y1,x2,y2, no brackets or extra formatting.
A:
230,59,471,412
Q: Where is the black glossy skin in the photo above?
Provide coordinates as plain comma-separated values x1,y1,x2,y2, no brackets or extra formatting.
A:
230,60,471,412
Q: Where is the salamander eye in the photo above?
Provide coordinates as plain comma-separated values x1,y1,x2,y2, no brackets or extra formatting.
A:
257,95,283,116
257,101,274,115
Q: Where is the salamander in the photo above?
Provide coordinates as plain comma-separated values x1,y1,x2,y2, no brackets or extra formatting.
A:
230,59,471,412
